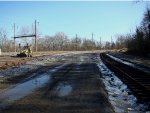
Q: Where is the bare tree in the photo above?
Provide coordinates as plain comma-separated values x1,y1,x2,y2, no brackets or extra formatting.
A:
0,28,8,51
19,26,30,45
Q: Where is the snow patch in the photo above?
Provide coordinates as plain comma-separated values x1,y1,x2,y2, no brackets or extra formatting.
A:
96,55,149,113
107,54,135,67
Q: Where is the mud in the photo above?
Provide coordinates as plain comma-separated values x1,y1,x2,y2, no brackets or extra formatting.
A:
0,63,69,110
1,54,114,113
0,53,86,89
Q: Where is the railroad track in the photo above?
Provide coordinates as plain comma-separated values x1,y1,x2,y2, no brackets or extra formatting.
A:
100,53,150,105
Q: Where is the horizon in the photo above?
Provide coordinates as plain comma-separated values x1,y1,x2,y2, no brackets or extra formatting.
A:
0,1,148,43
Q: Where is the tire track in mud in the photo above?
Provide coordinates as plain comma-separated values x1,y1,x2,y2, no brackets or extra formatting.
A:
0,63,70,111
44,62,114,113
43,63,75,95
2,61,115,113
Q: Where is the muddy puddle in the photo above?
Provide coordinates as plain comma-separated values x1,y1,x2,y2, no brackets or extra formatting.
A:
96,55,150,113
0,54,89,109
0,74,50,110
0,63,69,110
0,74,50,103
56,83,72,97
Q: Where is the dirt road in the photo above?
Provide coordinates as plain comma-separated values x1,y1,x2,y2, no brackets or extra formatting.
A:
1,54,114,113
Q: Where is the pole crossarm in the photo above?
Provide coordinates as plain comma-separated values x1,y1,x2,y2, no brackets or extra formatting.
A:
13,20,38,52
13,34,36,39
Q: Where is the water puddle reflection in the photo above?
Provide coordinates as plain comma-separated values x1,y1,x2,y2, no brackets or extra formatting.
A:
56,83,72,97
0,63,69,109
0,73,50,110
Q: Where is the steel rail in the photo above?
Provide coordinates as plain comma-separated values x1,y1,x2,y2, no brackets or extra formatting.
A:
100,53,150,103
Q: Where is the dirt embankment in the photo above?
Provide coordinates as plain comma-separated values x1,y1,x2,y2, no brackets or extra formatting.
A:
2,63,115,113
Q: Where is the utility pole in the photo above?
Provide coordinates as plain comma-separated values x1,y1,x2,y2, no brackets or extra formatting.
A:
111,36,113,49
100,37,101,50
14,23,16,52
92,33,94,42
92,33,94,52
76,34,77,51
35,20,37,52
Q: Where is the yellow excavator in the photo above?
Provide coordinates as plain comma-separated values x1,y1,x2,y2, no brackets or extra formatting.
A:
17,44,33,57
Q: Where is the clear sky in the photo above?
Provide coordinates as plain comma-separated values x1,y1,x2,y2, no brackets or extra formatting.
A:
0,1,148,42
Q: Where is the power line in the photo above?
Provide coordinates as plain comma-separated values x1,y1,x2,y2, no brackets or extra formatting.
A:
13,20,38,52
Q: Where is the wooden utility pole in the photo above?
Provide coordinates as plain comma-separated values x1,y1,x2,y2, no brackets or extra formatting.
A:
35,20,37,52
14,23,16,52
76,34,77,51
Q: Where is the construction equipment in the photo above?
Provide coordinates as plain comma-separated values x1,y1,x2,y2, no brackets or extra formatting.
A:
17,44,33,57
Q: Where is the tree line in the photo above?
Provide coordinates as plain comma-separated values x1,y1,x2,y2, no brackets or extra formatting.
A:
0,8,150,55
0,30,103,52
114,8,150,56
37,32,101,51
0,27,112,52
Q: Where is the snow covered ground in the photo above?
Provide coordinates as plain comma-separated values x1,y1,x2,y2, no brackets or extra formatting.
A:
106,54,136,67
96,55,150,113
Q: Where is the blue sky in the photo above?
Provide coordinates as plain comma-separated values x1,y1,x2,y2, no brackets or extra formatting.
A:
0,1,148,42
